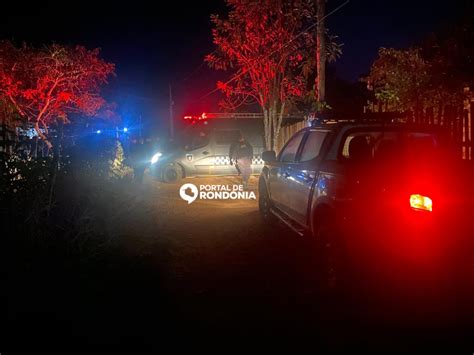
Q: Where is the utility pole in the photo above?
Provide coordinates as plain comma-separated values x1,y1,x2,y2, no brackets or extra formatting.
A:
169,84,174,139
316,0,326,104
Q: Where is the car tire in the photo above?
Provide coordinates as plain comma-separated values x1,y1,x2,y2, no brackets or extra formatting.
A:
258,181,276,223
162,164,183,183
313,209,348,296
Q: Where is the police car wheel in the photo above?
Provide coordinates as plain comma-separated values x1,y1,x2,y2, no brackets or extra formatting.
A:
162,165,182,183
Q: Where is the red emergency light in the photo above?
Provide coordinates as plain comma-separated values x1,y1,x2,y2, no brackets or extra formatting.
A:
183,112,211,120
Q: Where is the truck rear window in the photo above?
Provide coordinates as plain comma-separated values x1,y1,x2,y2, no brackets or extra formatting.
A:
341,131,438,161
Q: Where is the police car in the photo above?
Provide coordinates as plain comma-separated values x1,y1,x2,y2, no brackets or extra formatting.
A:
149,115,266,182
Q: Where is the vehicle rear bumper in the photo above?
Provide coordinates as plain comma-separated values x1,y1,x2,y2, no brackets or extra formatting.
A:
341,201,472,265
339,207,473,324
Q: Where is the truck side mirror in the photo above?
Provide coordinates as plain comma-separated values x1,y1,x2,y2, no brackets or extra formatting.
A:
262,150,277,162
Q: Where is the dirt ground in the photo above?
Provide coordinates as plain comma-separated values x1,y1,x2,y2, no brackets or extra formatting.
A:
99,173,473,351
8,172,472,352
99,174,354,351
120,175,300,344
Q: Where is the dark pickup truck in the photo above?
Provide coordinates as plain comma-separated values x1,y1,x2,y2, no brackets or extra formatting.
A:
259,121,473,296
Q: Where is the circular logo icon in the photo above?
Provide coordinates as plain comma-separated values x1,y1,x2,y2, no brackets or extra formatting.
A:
179,183,199,204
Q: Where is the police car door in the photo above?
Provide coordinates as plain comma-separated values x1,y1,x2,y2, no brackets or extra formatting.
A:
186,132,214,175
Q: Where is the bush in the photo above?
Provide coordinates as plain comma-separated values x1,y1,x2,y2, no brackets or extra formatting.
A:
108,140,134,180
2,136,135,255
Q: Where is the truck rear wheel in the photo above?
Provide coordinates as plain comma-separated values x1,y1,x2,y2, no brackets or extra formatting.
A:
313,209,348,295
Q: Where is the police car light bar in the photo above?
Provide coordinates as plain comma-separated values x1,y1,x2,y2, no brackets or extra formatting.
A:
183,113,209,120
183,113,265,120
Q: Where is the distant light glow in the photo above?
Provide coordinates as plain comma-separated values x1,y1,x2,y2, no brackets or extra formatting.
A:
123,127,128,132
17,127,38,138
96,130,102,134
151,152,162,164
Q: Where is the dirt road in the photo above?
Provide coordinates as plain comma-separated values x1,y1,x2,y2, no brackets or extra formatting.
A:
113,174,353,351
11,173,471,352
108,174,472,351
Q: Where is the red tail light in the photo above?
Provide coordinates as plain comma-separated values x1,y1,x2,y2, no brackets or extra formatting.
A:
410,194,433,212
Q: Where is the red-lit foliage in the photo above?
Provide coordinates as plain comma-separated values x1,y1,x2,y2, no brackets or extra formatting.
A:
0,41,115,148
206,0,318,150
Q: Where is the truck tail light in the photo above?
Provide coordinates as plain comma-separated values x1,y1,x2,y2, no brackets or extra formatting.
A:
410,194,433,212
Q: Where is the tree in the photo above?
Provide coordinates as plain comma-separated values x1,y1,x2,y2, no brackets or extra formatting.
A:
366,47,431,112
366,16,474,114
420,18,474,104
206,0,341,150
0,41,115,148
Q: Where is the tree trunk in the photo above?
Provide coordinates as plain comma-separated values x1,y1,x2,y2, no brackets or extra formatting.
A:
273,102,285,151
263,98,286,152
263,108,272,150
270,100,277,151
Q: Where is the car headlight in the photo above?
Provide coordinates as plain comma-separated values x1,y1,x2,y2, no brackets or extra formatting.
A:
151,152,162,164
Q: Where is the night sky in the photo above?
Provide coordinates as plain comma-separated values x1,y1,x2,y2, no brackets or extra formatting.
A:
1,0,469,134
